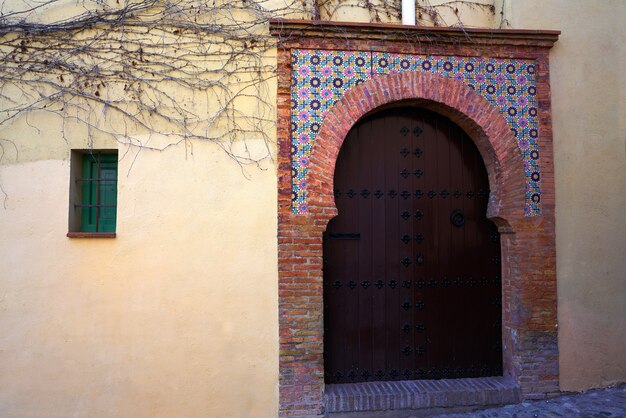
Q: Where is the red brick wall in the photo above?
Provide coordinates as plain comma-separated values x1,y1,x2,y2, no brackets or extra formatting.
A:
272,20,559,417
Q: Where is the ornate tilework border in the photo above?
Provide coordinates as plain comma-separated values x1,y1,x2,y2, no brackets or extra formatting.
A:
290,49,541,216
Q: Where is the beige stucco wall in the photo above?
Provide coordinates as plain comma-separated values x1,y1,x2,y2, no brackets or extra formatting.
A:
317,0,499,27
1,1,282,415
0,128,279,417
507,0,626,391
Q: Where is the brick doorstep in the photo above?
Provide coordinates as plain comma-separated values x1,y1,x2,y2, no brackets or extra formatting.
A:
325,376,521,416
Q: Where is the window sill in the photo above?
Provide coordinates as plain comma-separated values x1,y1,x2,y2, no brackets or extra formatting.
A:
67,232,116,238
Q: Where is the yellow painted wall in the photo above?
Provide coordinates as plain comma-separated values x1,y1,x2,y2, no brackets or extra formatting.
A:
316,0,500,27
0,2,286,417
506,0,626,391
0,129,279,416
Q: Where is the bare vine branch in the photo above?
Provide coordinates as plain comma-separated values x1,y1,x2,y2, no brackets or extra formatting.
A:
0,0,496,169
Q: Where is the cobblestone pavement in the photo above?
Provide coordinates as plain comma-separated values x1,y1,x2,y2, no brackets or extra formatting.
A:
434,384,626,418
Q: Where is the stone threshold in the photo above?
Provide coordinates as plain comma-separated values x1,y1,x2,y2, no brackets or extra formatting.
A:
325,376,520,417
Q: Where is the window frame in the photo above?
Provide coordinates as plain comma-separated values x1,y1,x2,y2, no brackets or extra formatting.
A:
67,150,118,238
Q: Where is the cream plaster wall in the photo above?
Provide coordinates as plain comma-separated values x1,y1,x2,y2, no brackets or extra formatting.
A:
0,131,278,417
318,0,499,27
508,0,626,391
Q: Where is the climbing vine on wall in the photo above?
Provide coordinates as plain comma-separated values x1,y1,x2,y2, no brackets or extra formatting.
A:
0,0,497,171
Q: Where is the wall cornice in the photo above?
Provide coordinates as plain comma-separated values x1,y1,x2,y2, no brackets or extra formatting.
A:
269,19,560,49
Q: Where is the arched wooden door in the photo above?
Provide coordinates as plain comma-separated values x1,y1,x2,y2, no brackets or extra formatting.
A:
323,107,502,384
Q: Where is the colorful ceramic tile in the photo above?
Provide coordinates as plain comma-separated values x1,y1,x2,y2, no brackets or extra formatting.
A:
290,49,541,216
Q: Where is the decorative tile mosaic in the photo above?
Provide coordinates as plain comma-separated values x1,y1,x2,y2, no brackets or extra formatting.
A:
290,49,541,216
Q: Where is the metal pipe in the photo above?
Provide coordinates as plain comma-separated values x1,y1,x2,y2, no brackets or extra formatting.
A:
402,0,416,25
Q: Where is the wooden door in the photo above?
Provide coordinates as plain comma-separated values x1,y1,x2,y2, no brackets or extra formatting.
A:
323,107,502,384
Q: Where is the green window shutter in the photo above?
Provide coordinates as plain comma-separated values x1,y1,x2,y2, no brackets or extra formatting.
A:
98,158,117,232
81,156,97,232
81,153,117,232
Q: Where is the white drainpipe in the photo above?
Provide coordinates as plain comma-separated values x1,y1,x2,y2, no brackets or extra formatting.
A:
402,0,416,25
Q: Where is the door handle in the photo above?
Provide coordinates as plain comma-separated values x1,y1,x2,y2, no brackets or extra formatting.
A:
450,209,465,227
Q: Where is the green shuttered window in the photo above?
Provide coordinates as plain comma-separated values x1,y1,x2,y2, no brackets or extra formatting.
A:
69,151,118,236
80,153,117,232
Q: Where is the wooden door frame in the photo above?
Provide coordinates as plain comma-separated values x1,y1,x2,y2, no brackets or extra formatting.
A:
272,20,559,417
323,106,504,383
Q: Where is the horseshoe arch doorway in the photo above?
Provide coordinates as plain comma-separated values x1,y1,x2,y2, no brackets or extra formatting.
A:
323,106,503,383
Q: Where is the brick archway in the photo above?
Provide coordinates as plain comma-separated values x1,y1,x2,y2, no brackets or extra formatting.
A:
307,71,524,224
273,20,559,417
